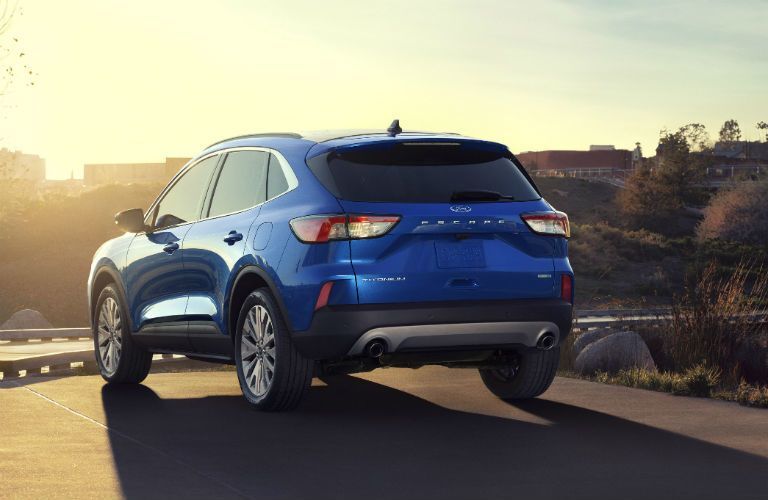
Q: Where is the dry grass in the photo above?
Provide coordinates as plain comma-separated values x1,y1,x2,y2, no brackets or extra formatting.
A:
589,364,720,398
666,261,768,381
574,366,767,408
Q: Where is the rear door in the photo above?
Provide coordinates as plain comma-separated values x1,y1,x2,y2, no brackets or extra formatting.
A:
308,140,557,304
182,149,269,355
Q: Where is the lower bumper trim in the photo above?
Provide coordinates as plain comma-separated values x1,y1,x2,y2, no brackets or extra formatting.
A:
291,299,573,360
347,321,560,356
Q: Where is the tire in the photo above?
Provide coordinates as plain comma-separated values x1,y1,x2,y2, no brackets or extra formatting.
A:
235,288,312,411
93,284,152,384
479,347,560,400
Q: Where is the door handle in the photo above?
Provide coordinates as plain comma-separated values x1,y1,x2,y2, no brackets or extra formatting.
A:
223,231,243,245
163,242,179,254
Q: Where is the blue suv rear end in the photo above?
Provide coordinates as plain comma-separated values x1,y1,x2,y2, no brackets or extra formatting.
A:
88,124,574,411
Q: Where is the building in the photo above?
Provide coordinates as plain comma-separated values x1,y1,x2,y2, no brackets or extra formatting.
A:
83,157,191,186
711,141,768,161
516,147,633,171
0,148,46,183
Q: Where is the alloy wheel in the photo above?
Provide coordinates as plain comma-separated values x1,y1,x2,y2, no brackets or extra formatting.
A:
240,305,276,397
97,297,122,376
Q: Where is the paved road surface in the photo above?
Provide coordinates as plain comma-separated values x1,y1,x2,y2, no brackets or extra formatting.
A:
1,368,766,500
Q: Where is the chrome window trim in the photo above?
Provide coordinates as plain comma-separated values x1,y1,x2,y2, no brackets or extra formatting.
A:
143,146,299,231
143,151,222,227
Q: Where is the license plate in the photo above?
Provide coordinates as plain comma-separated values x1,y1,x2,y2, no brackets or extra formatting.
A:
435,241,486,269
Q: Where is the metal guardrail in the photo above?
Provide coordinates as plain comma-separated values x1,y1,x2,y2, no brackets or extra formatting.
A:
576,308,670,318
533,165,765,188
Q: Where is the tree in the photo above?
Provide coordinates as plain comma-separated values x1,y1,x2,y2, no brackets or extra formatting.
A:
619,126,708,230
757,121,768,142
679,123,710,152
0,1,33,97
719,119,742,143
618,163,681,229
656,128,705,204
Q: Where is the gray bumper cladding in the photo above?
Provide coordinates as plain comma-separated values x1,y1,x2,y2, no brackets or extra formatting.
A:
346,321,560,356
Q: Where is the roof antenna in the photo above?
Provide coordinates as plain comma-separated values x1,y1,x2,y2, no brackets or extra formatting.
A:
387,119,402,137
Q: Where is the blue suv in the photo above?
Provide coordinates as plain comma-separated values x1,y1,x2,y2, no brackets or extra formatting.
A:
88,122,574,410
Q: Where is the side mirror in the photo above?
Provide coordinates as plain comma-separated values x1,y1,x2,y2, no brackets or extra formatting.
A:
115,208,147,233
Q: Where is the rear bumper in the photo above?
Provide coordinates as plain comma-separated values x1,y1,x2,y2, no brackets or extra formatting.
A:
290,299,573,360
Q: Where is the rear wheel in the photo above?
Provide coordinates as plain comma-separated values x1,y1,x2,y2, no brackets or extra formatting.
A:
235,288,312,411
93,285,152,384
479,347,560,400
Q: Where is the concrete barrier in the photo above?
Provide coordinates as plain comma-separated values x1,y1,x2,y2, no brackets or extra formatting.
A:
0,328,90,342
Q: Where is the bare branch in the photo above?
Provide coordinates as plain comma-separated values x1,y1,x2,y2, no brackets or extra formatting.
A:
0,1,19,37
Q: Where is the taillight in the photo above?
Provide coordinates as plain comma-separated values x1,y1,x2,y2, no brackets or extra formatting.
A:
561,274,573,303
290,214,400,243
289,215,347,243
521,211,570,238
347,215,400,239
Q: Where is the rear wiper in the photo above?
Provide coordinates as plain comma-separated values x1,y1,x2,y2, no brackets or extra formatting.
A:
450,190,516,202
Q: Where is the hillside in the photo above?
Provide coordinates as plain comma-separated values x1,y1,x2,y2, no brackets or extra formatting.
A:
0,184,163,326
535,177,688,308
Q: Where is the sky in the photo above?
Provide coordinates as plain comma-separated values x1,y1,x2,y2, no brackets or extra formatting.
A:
2,0,767,179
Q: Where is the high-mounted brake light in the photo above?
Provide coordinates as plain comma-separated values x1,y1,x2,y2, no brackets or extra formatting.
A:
290,215,400,243
521,211,570,238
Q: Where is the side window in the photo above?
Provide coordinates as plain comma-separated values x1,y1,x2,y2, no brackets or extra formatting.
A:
208,150,268,218
153,155,219,229
267,153,290,200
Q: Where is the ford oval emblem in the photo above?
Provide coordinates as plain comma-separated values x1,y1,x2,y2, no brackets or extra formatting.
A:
450,205,472,213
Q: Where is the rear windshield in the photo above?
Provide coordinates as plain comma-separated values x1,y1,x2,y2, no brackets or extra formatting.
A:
307,142,540,203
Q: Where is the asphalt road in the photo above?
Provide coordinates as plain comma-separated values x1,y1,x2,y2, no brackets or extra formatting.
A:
1,368,766,500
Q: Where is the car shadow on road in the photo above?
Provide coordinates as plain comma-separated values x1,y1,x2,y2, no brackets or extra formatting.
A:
101,375,767,500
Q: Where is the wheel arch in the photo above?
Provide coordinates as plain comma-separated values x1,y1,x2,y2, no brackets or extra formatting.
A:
89,265,131,330
227,265,292,342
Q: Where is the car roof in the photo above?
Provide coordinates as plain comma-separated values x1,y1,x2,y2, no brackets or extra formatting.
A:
200,128,507,160
205,129,461,148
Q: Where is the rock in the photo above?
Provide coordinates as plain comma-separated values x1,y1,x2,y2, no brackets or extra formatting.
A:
574,331,657,375
637,327,668,369
0,309,53,330
572,328,614,357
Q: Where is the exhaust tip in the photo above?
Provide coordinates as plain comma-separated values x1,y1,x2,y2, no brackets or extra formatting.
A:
366,339,387,358
537,332,556,350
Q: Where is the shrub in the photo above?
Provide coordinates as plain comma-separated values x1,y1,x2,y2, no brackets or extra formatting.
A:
736,382,768,408
697,180,768,244
681,363,721,397
666,261,768,381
